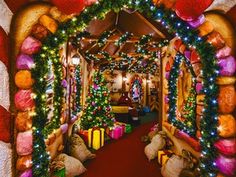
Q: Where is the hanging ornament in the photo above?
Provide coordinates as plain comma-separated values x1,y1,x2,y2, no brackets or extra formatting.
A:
175,0,214,21
51,0,85,15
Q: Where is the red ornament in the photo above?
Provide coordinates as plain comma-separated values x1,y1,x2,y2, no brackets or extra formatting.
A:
51,0,85,15
175,0,214,21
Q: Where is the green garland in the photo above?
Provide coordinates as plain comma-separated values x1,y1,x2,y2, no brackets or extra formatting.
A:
115,32,133,46
31,0,219,176
73,65,82,116
168,53,197,137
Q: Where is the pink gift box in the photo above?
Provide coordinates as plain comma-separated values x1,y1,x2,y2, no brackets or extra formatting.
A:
21,36,42,55
109,125,124,140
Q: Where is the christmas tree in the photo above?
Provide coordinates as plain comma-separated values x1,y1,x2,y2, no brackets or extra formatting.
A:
80,70,115,130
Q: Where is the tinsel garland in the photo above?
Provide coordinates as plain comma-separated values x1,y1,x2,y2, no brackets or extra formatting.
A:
30,0,218,176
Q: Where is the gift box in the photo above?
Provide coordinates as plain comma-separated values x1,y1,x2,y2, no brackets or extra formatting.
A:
116,122,132,133
53,168,66,177
108,125,124,139
78,130,88,144
158,150,174,166
88,128,104,150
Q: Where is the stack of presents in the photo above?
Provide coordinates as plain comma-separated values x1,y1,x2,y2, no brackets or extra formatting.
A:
144,124,199,177
78,121,132,150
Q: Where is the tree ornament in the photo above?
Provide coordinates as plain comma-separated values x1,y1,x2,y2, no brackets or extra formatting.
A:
175,0,214,21
51,0,85,15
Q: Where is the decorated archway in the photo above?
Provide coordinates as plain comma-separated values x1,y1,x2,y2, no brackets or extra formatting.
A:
12,0,227,176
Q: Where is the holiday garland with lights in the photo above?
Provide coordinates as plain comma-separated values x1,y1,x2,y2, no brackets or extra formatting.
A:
80,71,115,130
29,0,219,176
168,54,197,137
73,65,82,116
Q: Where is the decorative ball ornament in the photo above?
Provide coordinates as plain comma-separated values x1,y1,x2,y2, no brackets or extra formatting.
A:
51,0,85,15
14,89,35,111
175,0,214,21
16,54,35,70
15,70,34,89
215,154,236,176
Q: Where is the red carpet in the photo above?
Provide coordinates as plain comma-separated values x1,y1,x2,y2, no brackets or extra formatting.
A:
81,121,162,177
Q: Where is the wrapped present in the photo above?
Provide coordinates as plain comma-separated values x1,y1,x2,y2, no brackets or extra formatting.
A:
116,122,132,133
53,168,66,177
88,128,104,150
108,125,124,139
78,130,88,144
158,150,174,166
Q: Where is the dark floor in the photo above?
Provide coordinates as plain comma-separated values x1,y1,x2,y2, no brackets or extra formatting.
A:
139,111,158,124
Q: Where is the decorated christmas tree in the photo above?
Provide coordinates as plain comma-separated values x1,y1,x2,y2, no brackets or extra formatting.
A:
80,70,115,130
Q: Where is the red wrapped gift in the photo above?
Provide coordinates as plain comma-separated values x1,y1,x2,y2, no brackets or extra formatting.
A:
78,130,88,144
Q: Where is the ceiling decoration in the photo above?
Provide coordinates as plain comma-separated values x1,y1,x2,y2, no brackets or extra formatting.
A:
71,10,170,75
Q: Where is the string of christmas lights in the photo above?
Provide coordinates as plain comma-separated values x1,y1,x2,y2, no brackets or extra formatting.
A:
30,0,219,176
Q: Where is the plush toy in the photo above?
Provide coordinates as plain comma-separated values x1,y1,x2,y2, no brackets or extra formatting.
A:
16,54,35,70
15,70,34,89
51,0,85,15
218,85,235,114
175,0,213,21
